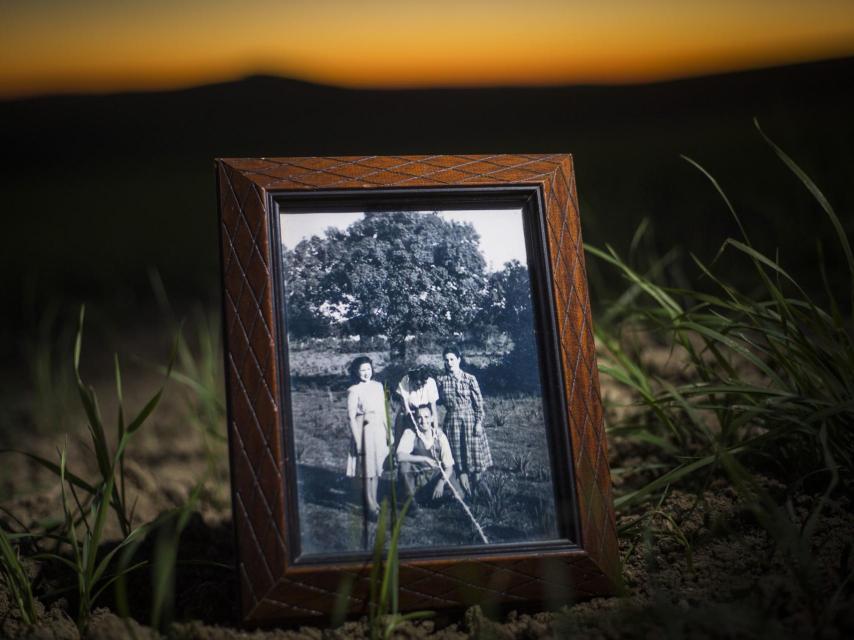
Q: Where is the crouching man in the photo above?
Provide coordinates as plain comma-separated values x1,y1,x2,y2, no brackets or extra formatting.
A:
396,404,461,510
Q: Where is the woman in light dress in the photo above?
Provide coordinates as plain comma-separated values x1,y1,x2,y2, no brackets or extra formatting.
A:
345,356,390,519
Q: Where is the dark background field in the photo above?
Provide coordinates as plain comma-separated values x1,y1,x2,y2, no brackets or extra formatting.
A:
2,56,853,366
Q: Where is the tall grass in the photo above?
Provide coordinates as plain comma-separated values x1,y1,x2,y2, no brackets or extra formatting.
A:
52,307,172,628
114,482,209,634
52,441,146,627
593,122,854,509
1,306,178,630
149,271,227,465
365,498,434,640
0,525,38,624
23,302,76,433
359,391,432,639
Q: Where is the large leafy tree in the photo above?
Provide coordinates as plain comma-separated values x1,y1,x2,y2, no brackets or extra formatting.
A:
283,212,488,361
480,260,541,391
481,260,533,337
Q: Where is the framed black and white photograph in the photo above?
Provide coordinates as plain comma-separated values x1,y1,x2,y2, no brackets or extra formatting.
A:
274,196,572,557
217,155,618,624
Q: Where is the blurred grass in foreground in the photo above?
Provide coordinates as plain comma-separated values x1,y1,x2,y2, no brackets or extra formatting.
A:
0,307,227,633
585,122,854,637
594,121,853,510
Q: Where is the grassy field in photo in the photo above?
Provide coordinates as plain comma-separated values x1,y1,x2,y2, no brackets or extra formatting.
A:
288,349,558,555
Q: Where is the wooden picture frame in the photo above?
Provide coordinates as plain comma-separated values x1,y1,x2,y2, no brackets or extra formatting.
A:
215,155,618,625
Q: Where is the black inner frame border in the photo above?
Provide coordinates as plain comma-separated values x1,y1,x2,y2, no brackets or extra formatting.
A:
267,185,583,566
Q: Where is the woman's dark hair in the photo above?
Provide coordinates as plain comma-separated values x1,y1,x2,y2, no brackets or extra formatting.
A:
415,403,433,416
442,345,462,359
408,366,431,388
442,345,466,368
348,356,373,383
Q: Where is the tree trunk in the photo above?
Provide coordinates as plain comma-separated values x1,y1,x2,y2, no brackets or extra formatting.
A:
389,336,408,364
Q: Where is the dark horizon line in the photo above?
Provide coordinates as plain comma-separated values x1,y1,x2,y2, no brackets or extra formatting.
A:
4,54,854,104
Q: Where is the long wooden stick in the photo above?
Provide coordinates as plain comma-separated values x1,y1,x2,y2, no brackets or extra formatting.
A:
397,382,489,544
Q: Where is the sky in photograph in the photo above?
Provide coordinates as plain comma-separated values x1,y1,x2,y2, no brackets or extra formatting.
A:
3,1,854,98
280,209,527,272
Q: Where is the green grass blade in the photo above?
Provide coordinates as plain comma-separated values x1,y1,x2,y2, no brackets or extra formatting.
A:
150,526,177,631
586,244,683,317
92,524,148,587
91,560,148,604
115,354,125,437
658,380,714,443
31,552,80,573
397,610,434,623
376,501,393,619
380,497,411,617
0,525,37,625
681,155,751,244
84,475,116,595
369,501,388,638
614,454,719,509
125,333,176,436
606,427,678,454
755,119,854,290
677,321,785,387
125,388,166,435
73,308,112,482
723,239,804,293
1,449,97,494
802,425,839,542
330,574,356,628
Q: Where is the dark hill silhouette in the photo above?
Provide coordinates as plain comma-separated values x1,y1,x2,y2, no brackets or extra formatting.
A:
1,57,852,340
3,57,853,160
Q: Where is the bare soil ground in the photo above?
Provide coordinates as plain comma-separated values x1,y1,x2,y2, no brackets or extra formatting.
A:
1,332,852,639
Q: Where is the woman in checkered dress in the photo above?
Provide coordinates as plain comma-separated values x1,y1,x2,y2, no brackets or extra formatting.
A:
436,346,492,495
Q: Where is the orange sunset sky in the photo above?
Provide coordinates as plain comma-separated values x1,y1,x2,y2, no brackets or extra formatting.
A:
3,0,854,99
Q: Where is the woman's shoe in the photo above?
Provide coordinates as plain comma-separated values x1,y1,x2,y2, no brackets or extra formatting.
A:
459,473,472,496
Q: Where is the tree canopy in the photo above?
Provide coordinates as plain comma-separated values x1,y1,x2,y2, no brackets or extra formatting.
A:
283,212,488,359
480,259,534,337
480,259,541,391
